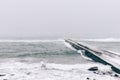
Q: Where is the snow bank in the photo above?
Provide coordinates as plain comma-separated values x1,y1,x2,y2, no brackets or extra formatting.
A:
0,61,119,80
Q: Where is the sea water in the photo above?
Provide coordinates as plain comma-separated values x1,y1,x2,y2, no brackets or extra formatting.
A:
0,39,119,80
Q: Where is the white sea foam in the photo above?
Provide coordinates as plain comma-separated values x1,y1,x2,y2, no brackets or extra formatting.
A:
83,38,120,42
1,38,120,42
0,39,64,43
63,41,77,51
77,50,92,60
107,50,120,56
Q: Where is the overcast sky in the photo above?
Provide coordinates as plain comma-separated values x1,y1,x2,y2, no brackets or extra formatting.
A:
0,0,120,39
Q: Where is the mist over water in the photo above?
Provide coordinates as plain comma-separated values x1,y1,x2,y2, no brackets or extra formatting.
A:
1,0,120,38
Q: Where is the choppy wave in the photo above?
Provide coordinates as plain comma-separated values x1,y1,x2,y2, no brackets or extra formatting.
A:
0,38,120,59
1,38,120,42
0,39,64,42
82,38,120,42
0,39,76,58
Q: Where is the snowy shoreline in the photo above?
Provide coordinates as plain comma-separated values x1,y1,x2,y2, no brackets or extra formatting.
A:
0,60,119,80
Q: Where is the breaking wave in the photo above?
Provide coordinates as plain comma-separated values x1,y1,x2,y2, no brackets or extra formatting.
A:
0,39,76,58
0,39,64,43
82,38,120,42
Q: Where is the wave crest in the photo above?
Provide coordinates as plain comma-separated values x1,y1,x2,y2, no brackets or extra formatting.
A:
83,38,120,42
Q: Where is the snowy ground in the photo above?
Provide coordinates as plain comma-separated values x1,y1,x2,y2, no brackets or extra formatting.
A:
0,59,119,80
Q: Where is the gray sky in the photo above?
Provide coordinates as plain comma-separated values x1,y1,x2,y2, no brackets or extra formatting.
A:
0,0,120,39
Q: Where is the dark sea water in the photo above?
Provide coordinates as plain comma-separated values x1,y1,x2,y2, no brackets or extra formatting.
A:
0,39,119,64
0,40,74,57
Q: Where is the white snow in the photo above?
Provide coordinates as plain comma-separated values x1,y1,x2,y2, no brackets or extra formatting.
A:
0,60,119,80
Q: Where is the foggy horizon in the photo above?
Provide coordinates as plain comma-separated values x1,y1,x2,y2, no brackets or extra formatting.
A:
0,0,120,39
